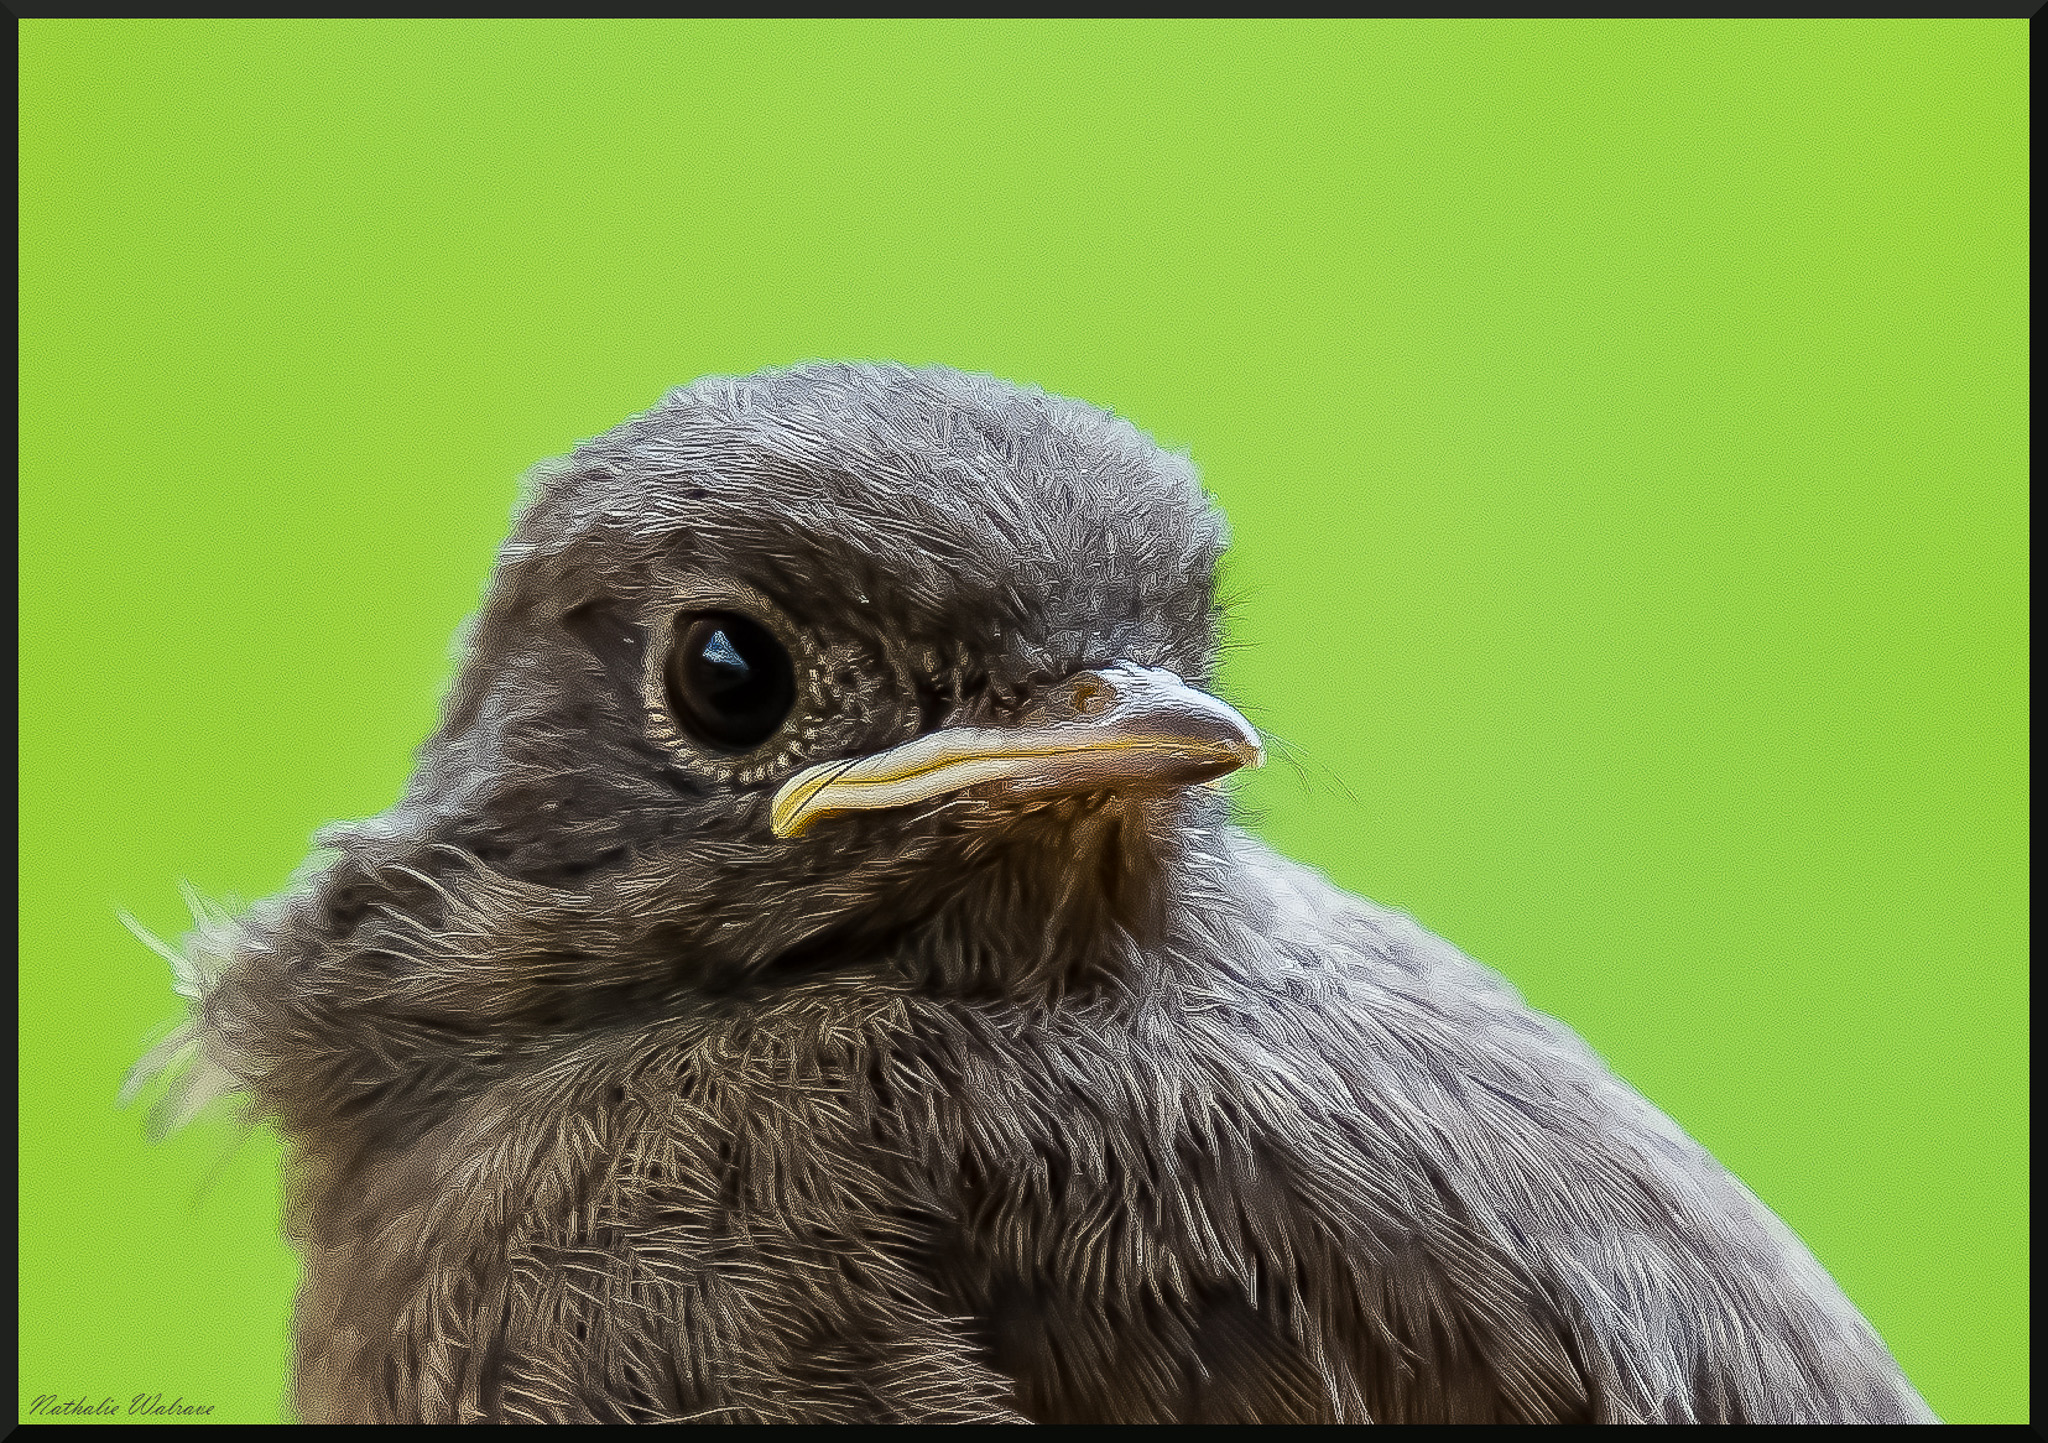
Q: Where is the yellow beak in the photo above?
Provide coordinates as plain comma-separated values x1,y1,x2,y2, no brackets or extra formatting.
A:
770,663,1263,839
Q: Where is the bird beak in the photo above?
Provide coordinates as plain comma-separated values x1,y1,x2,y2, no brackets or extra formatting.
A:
770,663,1263,839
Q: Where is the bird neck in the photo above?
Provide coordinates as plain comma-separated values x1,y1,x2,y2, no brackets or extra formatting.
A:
189,797,1218,1158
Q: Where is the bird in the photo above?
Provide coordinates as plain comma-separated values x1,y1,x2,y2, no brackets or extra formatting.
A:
129,361,1935,1424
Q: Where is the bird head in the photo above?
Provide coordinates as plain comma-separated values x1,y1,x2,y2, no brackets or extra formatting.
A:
170,364,1261,1135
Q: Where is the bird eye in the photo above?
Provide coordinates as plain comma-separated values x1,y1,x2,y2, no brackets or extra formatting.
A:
664,611,796,752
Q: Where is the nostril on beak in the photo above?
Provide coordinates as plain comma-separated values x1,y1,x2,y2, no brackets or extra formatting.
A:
1067,674,1115,717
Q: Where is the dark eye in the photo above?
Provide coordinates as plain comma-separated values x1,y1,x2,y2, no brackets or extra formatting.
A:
664,611,796,752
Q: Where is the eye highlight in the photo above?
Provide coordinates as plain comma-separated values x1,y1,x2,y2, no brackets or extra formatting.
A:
664,611,796,753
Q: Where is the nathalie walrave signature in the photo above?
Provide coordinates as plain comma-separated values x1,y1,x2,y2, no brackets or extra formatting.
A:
27,1393,216,1418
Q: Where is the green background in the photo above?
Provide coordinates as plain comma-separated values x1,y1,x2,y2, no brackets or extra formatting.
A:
19,19,2027,1425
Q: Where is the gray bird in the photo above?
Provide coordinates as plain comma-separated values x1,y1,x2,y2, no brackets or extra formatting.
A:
131,362,1935,1424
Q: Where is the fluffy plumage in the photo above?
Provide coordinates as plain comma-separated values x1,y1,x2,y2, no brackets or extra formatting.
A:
134,363,1934,1423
